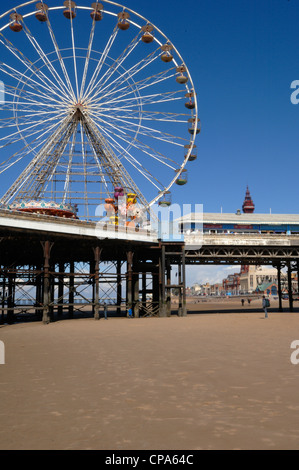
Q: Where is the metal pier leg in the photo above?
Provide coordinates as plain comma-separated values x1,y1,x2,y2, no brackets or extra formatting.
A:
277,262,283,312
141,272,147,316
126,250,133,317
69,261,74,319
42,241,53,325
178,260,183,317
287,261,293,312
159,244,166,317
93,246,101,320
90,259,95,317
0,268,5,325
49,263,55,321
35,265,42,320
7,268,15,325
117,260,122,316
133,262,140,318
182,247,187,317
58,262,64,319
166,258,171,317
152,264,159,316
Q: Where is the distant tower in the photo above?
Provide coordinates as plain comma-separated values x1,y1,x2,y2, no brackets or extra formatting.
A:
242,186,255,213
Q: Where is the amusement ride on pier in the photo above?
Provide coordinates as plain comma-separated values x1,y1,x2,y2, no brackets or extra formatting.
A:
0,0,199,223
0,0,199,322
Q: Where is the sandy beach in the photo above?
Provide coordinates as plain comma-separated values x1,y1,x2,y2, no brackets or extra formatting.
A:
1,300,299,450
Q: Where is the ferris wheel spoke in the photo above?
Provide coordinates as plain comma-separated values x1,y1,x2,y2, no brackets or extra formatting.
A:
49,124,76,203
85,31,142,103
84,131,114,193
101,90,185,110
4,84,69,109
3,100,66,117
0,111,64,129
88,44,162,104
97,123,164,190
45,15,76,102
92,107,188,124
83,23,119,101
79,16,96,102
0,103,64,126
92,66,177,108
0,111,65,148
107,137,177,178
2,99,65,111
0,32,71,104
98,127,166,192
12,117,78,201
0,117,66,175
63,129,76,202
111,130,178,173
79,120,89,216
89,108,188,148
69,13,79,100
90,113,179,170
21,21,74,102
0,61,70,107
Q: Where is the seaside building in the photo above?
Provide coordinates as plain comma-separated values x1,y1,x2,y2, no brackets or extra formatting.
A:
242,186,255,213
222,272,240,295
190,282,225,296
239,265,283,294
255,281,279,296
176,187,299,235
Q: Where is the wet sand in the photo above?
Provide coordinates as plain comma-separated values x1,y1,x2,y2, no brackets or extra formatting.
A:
1,301,299,450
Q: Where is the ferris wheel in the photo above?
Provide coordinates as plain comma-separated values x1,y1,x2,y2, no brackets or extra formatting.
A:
0,0,199,220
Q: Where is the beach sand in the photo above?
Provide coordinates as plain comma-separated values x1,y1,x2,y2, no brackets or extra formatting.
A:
1,300,299,450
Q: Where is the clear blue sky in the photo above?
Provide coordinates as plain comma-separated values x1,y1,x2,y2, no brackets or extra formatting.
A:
132,0,299,215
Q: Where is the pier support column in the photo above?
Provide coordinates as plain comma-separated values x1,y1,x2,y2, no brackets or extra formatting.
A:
182,247,187,317
69,261,74,319
152,263,159,316
141,272,147,316
7,268,16,325
166,258,171,317
276,262,283,312
41,241,53,324
0,268,5,325
116,260,122,316
287,261,293,312
159,244,166,317
35,265,43,320
93,246,101,320
49,263,55,321
178,259,183,317
132,261,140,318
58,262,64,319
126,250,133,317
90,259,95,317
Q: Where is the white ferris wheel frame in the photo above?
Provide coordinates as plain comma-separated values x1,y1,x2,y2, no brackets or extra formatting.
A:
0,0,199,209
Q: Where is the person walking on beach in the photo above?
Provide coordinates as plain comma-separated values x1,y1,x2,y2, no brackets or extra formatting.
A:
262,295,270,318
241,298,245,306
